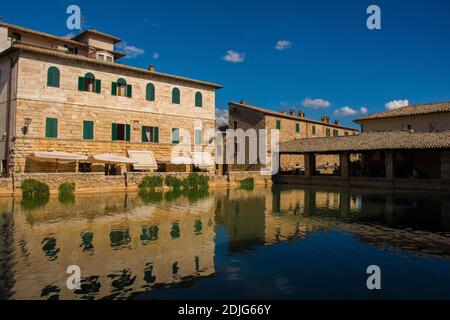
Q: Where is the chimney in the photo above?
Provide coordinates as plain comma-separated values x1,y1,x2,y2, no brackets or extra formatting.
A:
148,64,155,72
334,119,340,126
289,108,295,116
280,109,286,114
240,99,246,105
321,116,330,123
298,110,305,118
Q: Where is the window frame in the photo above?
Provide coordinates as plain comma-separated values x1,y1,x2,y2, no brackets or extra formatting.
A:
45,118,58,139
47,66,60,88
83,120,95,140
172,88,181,105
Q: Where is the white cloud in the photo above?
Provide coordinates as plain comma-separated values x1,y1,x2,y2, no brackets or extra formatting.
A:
116,42,145,59
216,108,229,127
302,98,331,109
334,106,359,117
152,51,160,59
222,50,245,63
385,99,409,111
360,107,369,114
275,40,293,50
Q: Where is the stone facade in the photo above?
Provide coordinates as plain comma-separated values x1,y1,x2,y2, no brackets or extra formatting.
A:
227,103,358,172
0,24,220,175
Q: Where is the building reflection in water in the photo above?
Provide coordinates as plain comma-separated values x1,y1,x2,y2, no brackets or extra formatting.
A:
0,185,449,300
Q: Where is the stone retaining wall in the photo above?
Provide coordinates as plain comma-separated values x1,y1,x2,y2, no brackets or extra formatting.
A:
0,171,273,195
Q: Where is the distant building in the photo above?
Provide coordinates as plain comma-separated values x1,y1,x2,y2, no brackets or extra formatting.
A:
279,102,450,191
226,101,359,173
0,22,221,175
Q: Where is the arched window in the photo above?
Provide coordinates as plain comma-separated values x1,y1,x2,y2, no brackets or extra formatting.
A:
195,92,203,108
146,83,155,101
47,67,60,88
78,72,101,93
172,88,180,104
112,78,132,97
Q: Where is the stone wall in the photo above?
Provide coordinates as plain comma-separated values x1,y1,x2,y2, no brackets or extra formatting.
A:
10,52,217,173
0,171,272,195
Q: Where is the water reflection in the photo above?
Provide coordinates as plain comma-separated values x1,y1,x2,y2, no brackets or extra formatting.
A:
0,185,450,300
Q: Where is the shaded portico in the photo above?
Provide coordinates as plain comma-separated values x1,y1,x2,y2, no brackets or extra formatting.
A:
277,131,450,191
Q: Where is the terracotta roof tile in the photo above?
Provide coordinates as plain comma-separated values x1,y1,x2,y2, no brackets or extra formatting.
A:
354,102,450,122
280,130,450,153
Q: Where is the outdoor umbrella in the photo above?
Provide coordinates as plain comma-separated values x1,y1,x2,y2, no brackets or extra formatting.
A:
32,151,88,173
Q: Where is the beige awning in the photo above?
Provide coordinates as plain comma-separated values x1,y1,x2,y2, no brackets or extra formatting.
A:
192,152,215,169
127,150,158,170
89,153,137,164
32,151,88,161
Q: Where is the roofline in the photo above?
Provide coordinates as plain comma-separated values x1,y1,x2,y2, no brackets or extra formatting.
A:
228,102,359,131
0,21,88,47
353,102,450,123
6,44,223,89
72,30,121,44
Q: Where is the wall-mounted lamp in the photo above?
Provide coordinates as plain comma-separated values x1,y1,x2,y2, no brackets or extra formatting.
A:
133,120,140,130
22,118,32,135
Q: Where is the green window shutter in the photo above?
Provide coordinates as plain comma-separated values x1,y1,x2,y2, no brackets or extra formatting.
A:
172,128,180,144
47,67,60,88
333,129,339,137
172,88,180,104
345,131,349,136
142,126,149,142
46,118,57,138
312,126,316,135
112,123,117,141
126,124,131,141
83,121,94,140
111,82,117,96
126,85,132,98
195,92,202,107
296,123,300,133
326,128,331,137
95,79,101,94
276,120,281,130
153,127,159,143
78,77,85,91
195,130,202,145
146,83,155,101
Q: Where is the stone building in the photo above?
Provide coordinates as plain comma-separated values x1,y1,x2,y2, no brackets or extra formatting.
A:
278,101,450,191
0,22,222,175
227,101,359,173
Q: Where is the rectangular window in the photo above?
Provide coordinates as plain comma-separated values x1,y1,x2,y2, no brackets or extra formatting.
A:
312,126,316,135
172,128,180,144
233,121,238,129
344,131,349,136
45,118,58,138
333,129,339,137
296,123,300,133
326,128,331,137
83,120,94,140
112,123,130,141
11,32,21,42
195,130,202,145
276,120,281,130
142,126,159,143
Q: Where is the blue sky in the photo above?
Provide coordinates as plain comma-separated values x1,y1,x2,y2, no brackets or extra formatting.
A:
2,0,450,128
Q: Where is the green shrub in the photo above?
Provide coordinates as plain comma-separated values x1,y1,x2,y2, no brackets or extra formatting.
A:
139,175,163,192
165,176,183,191
182,173,209,190
239,177,255,190
58,182,75,197
21,179,50,199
